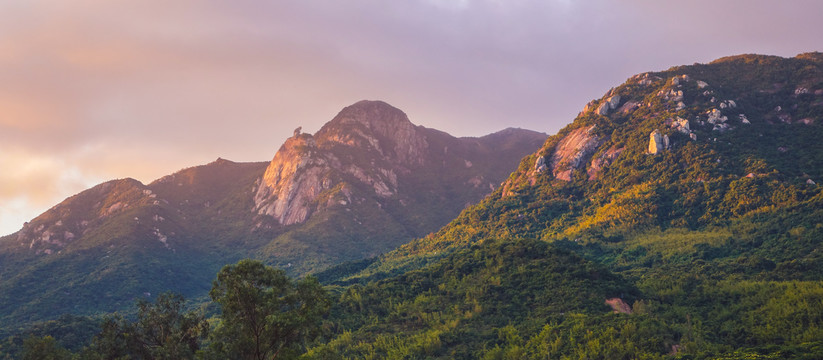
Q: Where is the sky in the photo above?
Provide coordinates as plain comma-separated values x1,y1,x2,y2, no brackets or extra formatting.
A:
1,0,822,236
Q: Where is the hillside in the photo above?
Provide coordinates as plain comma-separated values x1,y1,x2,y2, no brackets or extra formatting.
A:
313,53,823,358
0,100,546,331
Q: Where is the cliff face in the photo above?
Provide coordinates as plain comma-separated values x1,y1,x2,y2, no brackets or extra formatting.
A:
253,100,546,228
253,101,425,225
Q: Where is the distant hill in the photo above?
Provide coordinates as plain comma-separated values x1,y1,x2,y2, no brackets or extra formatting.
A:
0,100,546,330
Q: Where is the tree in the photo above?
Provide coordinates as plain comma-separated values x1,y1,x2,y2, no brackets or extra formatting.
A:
21,335,71,360
127,292,209,359
208,259,330,360
80,293,208,360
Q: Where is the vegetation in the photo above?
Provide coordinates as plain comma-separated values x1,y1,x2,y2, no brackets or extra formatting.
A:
207,260,330,360
2,53,823,358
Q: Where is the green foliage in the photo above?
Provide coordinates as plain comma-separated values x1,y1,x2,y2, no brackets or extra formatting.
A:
208,260,330,360
79,292,208,360
305,239,640,359
21,336,71,360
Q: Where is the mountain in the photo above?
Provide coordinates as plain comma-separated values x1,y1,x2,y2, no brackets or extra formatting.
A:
0,100,546,330
312,54,823,358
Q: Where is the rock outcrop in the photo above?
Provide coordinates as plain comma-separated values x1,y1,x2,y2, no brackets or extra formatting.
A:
596,95,622,116
648,130,669,154
253,100,548,226
550,125,603,181
254,101,424,225
588,146,624,180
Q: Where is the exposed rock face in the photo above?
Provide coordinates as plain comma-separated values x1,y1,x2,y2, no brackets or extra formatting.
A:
596,101,610,115
253,100,548,226
588,146,624,180
617,100,640,115
316,100,429,165
648,130,669,154
596,95,622,116
254,101,422,225
550,125,603,181
254,134,333,225
607,95,621,109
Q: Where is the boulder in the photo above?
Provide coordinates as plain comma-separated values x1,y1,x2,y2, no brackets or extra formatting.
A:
617,100,640,115
671,77,680,86
596,101,610,115
648,130,669,154
672,117,690,134
707,109,728,124
534,156,548,173
607,95,621,110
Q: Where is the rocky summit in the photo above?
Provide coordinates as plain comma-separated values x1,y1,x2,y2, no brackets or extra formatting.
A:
254,101,429,226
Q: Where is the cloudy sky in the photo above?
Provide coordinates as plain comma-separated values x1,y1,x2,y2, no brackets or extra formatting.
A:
1,0,821,236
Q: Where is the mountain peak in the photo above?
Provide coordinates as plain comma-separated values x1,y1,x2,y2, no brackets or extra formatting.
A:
315,100,428,165
333,100,409,125
253,100,546,228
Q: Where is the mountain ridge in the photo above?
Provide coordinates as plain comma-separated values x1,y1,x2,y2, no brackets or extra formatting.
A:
0,100,547,329
327,52,823,283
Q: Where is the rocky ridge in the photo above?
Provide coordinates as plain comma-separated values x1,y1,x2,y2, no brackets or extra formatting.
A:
253,100,546,230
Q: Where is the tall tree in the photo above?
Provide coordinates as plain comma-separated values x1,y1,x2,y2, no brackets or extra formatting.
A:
208,260,330,360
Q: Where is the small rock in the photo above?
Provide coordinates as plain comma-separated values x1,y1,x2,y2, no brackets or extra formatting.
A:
689,133,698,141
697,80,709,89
739,114,750,124
808,179,816,185
671,77,680,86
582,101,596,114
673,117,690,134
795,87,809,95
675,101,686,111
707,109,727,124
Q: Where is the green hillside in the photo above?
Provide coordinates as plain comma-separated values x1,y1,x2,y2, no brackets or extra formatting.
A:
313,53,823,358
